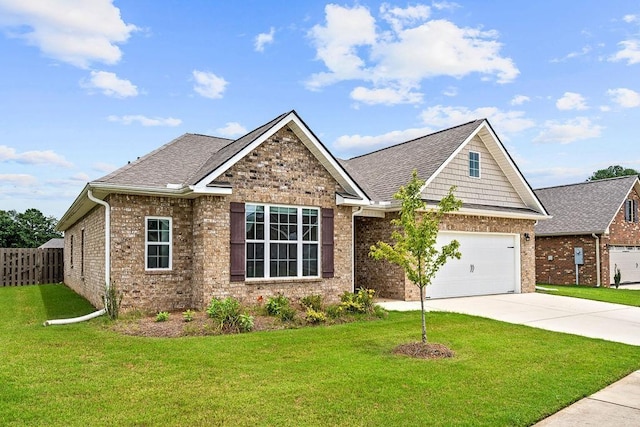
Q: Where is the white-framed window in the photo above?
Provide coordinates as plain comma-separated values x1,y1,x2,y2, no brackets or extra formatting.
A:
625,199,638,223
469,151,481,178
145,217,172,270
245,204,319,279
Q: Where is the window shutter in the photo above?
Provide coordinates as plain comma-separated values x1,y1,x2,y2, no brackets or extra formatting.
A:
230,202,245,282
321,208,334,278
634,200,639,223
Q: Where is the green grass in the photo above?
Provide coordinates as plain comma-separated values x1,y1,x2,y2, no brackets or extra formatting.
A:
537,283,640,307
2,284,639,426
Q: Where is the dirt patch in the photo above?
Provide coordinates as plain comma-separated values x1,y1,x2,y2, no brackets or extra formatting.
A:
393,342,455,359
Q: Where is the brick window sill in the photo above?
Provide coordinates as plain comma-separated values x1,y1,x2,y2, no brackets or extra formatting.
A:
245,277,323,285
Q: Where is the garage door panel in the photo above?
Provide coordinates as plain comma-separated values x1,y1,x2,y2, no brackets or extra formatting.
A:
426,233,518,299
609,246,640,284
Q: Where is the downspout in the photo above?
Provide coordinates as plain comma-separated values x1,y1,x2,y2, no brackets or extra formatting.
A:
44,188,109,326
592,233,601,287
351,206,364,292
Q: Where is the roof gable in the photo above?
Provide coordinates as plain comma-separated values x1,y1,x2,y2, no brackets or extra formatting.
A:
535,175,640,236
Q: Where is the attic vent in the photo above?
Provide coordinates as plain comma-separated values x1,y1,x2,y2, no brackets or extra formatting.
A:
225,173,233,178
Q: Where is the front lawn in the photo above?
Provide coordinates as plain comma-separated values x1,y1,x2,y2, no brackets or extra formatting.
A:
537,283,640,307
1,284,639,426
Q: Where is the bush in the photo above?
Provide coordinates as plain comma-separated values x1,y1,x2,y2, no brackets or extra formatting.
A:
155,311,169,322
182,309,196,322
301,294,324,311
206,297,253,333
340,288,377,314
305,308,327,324
325,304,343,319
265,294,296,321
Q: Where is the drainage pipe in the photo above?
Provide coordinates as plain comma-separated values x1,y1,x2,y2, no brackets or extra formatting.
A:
592,233,601,287
351,206,364,292
44,188,110,326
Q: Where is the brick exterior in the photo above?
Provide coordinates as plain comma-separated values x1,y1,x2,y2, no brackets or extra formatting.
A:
65,126,354,313
535,186,640,286
355,212,536,301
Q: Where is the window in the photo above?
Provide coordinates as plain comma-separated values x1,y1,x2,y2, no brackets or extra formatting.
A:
625,199,638,223
145,217,172,270
70,235,74,268
245,204,319,278
469,151,480,178
80,229,85,276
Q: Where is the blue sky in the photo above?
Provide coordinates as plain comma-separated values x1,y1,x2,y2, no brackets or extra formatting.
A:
1,1,640,219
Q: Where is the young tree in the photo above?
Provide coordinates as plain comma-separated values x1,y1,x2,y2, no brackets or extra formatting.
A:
587,165,639,181
369,170,462,343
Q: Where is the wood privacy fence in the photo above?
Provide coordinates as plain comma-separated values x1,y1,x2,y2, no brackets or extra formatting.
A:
0,248,64,286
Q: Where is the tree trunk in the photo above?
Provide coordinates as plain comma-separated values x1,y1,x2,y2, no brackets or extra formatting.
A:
420,285,427,343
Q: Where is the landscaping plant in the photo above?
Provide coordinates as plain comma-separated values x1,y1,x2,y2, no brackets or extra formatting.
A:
370,169,462,343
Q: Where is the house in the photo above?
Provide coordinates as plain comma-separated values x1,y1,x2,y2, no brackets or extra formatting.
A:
534,176,640,286
38,238,65,249
57,111,548,312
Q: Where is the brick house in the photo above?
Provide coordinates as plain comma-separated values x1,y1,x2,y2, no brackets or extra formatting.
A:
57,111,548,312
534,176,640,286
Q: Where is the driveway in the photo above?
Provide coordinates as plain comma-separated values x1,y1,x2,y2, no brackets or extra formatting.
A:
378,292,640,346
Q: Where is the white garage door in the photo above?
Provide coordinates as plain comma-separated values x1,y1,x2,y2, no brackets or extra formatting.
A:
609,246,640,284
426,232,519,299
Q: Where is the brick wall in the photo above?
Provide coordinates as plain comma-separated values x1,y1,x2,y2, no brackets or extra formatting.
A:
63,205,106,308
355,212,536,301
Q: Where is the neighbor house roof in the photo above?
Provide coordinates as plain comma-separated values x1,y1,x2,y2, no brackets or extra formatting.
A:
38,238,64,249
534,175,640,236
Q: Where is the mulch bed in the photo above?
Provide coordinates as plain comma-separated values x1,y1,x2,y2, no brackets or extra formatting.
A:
393,342,455,359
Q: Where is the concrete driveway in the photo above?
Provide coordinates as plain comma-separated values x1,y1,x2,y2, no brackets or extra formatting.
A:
378,292,640,346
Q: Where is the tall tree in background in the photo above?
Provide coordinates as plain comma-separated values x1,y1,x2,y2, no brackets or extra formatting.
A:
0,209,62,248
587,165,639,181
369,170,462,344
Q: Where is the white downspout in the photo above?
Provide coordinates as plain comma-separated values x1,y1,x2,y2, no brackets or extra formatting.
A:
351,206,364,292
592,233,601,287
44,188,110,326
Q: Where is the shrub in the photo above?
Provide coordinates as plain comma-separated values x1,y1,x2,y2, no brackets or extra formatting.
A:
614,265,622,289
305,308,327,324
278,305,296,322
155,311,169,322
182,309,196,322
104,281,122,320
340,288,377,314
301,294,324,311
206,297,253,333
325,304,343,319
265,294,290,316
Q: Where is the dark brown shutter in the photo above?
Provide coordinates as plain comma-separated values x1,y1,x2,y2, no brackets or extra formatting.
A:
230,202,245,282
321,208,334,278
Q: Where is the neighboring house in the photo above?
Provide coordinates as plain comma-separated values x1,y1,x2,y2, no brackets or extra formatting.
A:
534,176,640,286
57,111,548,312
38,238,65,249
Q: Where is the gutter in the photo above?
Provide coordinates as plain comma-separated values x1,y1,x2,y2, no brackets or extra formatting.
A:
592,233,601,287
44,189,111,326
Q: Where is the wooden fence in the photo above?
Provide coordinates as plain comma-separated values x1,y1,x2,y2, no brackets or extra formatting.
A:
0,248,64,286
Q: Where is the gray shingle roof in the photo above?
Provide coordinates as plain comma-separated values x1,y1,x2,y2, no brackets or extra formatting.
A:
342,120,484,201
97,133,232,188
534,175,639,235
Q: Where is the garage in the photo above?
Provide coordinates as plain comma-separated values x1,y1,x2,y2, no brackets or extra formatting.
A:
609,246,640,284
426,232,519,299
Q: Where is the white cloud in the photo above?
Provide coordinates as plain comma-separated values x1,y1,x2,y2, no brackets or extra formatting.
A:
623,14,638,23
0,145,72,167
306,4,518,104
0,174,38,186
335,126,433,151
0,0,138,68
82,70,138,98
350,86,423,105
419,105,535,135
607,88,640,108
510,95,530,106
610,39,640,64
443,86,458,97
534,117,603,144
107,115,182,127
192,70,227,99
556,92,588,110
551,45,592,63
255,27,275,52
215,122,247,137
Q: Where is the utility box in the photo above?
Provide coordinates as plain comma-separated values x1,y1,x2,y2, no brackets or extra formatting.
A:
574,247,584,265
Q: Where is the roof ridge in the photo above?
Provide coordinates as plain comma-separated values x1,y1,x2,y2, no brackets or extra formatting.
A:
186,132,234,141
535,175,639,191
346,119,483,161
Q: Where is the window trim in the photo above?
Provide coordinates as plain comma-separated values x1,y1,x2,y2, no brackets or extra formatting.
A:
145,216,173,271
625,199,638,223
469,151,481,178
245,203,320,280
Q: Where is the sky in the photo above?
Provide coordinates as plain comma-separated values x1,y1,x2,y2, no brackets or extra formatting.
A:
1,0,640,220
